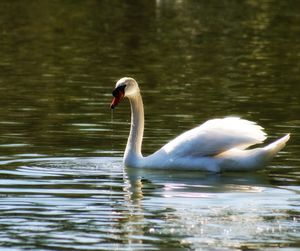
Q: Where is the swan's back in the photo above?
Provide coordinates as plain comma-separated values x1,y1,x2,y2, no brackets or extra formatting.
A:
160,117,266,158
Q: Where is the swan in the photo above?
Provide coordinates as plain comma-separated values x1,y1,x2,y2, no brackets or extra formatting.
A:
110,77,290,172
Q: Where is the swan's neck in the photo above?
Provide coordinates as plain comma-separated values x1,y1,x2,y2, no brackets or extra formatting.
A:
124,92,144,166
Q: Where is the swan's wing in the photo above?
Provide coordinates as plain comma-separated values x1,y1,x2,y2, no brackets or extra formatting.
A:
159,117,267,157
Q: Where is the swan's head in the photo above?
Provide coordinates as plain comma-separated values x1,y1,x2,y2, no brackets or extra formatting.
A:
110,77,139,109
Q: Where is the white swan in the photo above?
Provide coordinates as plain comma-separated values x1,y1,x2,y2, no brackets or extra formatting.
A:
110,77,290,172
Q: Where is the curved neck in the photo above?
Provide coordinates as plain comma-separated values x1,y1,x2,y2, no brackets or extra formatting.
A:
124,92,144,165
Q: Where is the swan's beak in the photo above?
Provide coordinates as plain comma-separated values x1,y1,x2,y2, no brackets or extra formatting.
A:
110,86,125,109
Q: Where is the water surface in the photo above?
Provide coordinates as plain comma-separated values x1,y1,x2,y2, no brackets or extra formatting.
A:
0,1,299,250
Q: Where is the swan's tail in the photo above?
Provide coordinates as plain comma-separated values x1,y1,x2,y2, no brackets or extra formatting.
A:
263,134,290,161
219,134,290,171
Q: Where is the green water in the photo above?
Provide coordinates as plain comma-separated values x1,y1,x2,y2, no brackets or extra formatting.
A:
0,1,299,250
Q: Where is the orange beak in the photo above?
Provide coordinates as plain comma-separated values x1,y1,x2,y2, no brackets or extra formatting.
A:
110,86,125,109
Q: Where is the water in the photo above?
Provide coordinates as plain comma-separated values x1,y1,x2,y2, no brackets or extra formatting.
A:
0,0,299,250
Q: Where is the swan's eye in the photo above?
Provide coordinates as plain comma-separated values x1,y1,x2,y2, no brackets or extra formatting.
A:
112,85,126,97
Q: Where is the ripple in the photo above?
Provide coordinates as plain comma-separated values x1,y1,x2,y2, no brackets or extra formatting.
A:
0,144,30,148
0,157,298,250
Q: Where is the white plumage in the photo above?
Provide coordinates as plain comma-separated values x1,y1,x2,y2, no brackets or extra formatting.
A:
162,117,266,157
111,77,290,172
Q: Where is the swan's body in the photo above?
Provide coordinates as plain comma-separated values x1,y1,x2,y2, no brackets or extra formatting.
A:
111,77,290,172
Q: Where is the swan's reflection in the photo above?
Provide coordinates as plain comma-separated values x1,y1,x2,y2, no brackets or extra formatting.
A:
124,167,270,202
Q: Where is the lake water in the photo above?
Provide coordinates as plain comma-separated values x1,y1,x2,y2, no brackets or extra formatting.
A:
0,1,299,250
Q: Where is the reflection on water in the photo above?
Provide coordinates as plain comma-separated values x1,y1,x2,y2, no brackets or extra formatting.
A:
0,157,299,250
0,0,299,250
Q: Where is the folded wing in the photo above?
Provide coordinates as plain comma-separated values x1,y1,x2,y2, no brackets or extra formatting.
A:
159,117,267,157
